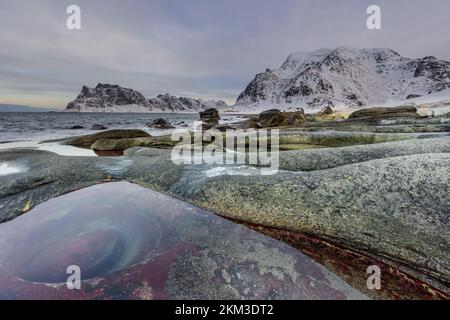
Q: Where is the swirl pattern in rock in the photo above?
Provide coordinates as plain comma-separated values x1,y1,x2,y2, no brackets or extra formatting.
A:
0,181,366,299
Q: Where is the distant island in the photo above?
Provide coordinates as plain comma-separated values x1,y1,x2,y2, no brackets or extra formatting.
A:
0,104,55,113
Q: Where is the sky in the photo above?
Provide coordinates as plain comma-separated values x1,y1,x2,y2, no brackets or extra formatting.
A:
1,0,449,109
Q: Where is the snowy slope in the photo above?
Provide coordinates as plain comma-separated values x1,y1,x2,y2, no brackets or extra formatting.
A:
233,47,450,113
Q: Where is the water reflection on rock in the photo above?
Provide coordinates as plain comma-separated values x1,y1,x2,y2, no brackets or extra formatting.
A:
0,161,26,176
0,182,366,299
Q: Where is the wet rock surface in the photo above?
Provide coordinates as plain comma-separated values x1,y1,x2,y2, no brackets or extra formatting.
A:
0,124,449,298
0,181,366,300
236,221,449,300
66,129,150,148
169,154,449,291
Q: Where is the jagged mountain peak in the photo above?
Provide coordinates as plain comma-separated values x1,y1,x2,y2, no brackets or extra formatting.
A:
66,84,228,113
235,47,450,112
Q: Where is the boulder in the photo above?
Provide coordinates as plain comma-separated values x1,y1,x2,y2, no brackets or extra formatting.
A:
69,125,85,130
406,94,421,100
67,129,151,148
258,109,306,128
146,118,175,129
199,108,220,125
305,107,348,122
258,109,289,127
90,124,108,130
348,106,420,119
318,106,334,116
91,136,177,151
285,110,307,125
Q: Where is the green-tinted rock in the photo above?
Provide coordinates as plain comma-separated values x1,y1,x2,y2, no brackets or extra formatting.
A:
348,106,420,119
67,129,151,148
91,136,177,151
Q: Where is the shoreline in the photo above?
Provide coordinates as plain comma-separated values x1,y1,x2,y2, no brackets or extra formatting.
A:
0,107,449,299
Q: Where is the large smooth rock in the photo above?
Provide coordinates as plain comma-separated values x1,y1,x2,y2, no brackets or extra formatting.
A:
67,129,151,148
278,136,450,171
169,154,450,289
0,178,367,299
348,106,420,119
91,136,177,151
277,131,414,148
0,149,183,223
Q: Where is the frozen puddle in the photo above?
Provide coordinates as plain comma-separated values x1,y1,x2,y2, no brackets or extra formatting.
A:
0,162,26,176
205,165,263,177
96,158,133,175
0,141,96,157
0,181,365,300
204,165,294,177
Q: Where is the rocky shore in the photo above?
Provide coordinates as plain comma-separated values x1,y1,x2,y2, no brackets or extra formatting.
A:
0,105,449,298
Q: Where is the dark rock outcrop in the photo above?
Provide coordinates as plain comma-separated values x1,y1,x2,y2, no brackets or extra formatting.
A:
200,108,220,125
66,84,228,113
67,129,151,148
348,106,420,120
146,118,175,129
90,124,108,130
406,94,421,100
66,83,152,112
257,109,306,128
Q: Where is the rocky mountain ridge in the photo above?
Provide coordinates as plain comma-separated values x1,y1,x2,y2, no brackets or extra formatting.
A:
234,47,450,112
66,83,228,113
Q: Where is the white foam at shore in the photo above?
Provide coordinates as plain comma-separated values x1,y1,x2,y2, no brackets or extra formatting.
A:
204,166,263,177
0,141,96,157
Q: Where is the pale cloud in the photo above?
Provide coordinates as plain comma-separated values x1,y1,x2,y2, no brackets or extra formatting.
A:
0,0,449,108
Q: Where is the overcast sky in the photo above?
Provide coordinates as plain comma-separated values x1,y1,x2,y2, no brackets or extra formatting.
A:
1,0,449,108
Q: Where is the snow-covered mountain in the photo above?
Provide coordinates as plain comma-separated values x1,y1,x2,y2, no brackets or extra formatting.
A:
66,83,228,113
149,93,227,112
233,47,450,112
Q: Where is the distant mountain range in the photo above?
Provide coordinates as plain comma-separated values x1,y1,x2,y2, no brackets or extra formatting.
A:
64,48,450,113
66,83,228,113
233,47,450,112
0,104,53,112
